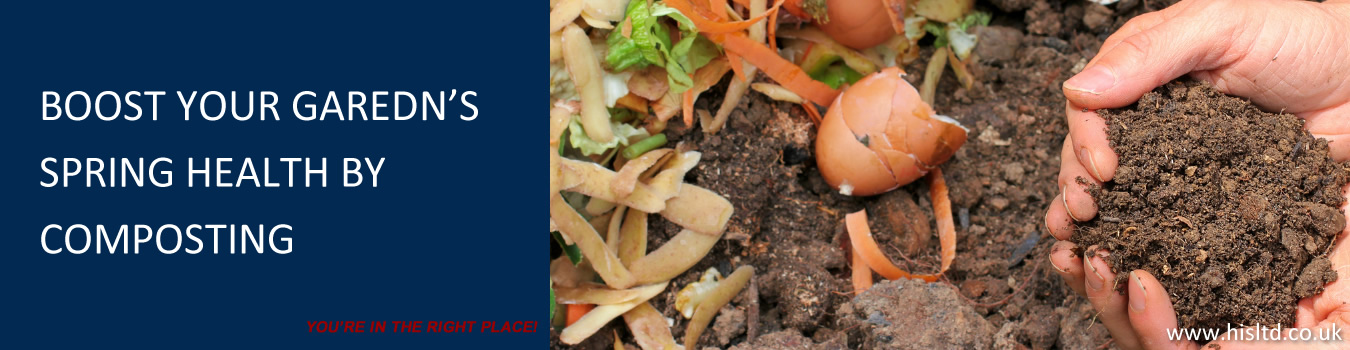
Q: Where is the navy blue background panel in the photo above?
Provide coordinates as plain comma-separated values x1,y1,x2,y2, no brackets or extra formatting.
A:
0,1,544,348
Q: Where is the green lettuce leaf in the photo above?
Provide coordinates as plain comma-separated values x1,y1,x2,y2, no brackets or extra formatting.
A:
552,231,583,265
567,118,650,156
948,12,990,60
954,11,991,31
605,0,720,93
924,11,991,60
809,64,863,89
924,22,949,48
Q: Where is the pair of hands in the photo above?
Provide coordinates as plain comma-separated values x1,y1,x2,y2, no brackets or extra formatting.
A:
1047,0,1350,349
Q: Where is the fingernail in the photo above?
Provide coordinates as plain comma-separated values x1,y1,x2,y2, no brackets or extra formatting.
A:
1049,253,1067,273
1062,186,1080,221
1080,148,1105,182
1044,210,1054,237
1129,271,1147,312
1064,65,1116,95
1086,258,1105,291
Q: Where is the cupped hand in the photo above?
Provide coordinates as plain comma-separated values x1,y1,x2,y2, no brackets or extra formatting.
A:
1048,190,1350,350
1044,0,1350,348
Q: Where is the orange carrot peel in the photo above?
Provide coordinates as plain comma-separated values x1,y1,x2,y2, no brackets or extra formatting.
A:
682,57,732,126
767,8,778,50
850,239,874,294
801,101,822,125
665,0,782,38
666,0,839,107
844,168,956,284
566,303,595,326
929,168,956,274
726,50,747,82
880,0,907,37
721,33,839,106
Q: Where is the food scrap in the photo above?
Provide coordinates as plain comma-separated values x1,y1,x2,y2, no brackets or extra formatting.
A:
550,0,995,347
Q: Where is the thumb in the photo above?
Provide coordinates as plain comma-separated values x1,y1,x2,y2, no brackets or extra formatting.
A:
1124,270,1199,350
1063,7,1239,109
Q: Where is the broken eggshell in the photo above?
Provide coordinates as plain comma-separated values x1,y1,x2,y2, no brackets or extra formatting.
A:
815,67,968,196
815,0,897,50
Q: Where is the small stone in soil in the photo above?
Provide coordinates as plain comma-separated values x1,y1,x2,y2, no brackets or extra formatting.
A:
974,26,1025,63
1082,3,1114,30
712,305,747,346
1002,163,1026,184
838,279,996,349
988,197,1011,211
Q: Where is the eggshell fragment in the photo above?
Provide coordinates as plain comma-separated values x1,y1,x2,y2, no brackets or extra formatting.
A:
815,67,968,196
815,100,897,196
816,0,897,50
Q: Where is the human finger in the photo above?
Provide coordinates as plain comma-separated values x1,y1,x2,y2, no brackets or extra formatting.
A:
1050,240,1087,297
1058,136,1100,220
1126,270,1198,350
1065,103,1118,182
1083,247,1142,350
1046,195,1076,241
1063,8,1238,109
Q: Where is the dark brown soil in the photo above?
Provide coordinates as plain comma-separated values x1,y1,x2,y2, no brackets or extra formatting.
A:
1073,81,1347,331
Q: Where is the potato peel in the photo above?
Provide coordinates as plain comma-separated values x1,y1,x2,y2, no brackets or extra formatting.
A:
660,184,734,235
580,0,627,23
639,152,674,181
684,266,754,349
618,207,648,267
919,47,947,106
560,158,667,213
550,0,584,33
560,158,734,235
551,146,562,196
555,282,654,305
588,211,612,236
562,23,614,143
586,198,617,216
552,193,636,289
652,90,682,122
551,256,597,288
750,83,805,104
946,48,975,90
623,303,682,350
628,229,722,286
550,31,564,62
550,103,574,145
646,151,702,202
674,268,722,318
560,281,668,344
606,205,627,253
628,67,671,101
550,104,573,197
613,149,674,199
